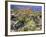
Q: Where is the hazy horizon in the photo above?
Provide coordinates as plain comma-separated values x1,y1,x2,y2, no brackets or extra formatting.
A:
11,5,42,12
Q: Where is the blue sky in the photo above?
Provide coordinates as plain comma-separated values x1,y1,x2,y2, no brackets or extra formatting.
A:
11,5,42,12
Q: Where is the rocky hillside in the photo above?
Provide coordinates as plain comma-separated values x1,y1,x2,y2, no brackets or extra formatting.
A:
10,9,42,32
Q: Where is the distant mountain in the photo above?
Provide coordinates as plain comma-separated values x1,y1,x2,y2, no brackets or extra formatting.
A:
11,5,42,12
